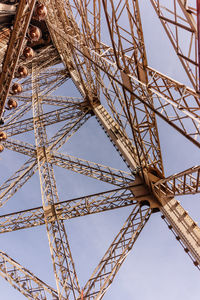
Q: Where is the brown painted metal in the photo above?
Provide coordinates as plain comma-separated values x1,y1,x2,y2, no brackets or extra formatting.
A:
0,0,37,118
32,68,80,299
150,0,199,90
0,1,199,299
0,251,58,299
0,187,137,234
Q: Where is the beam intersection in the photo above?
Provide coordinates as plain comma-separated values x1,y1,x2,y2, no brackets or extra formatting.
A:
0,0,199,299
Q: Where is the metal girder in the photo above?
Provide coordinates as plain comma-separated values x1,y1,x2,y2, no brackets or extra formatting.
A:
0,158,37,208
100,0,164,174
83,104,161,208
2,139,36,157
23,45,61,73
0,251,58,299
3,68,72,126
0,1,199,299
41,0,98,100
4,102,32,125
82,203,152,299
0,0,37,118
101,0,148,73
46,0,164,174
17,67,70,95
149,0,198,90
2,136,134,189
153,165,200,198
0,187,137,234
3,111,91,156
161,198,200,266
93,104,142,171
2,104,85,137
32,69,80,299
51,151,134,187
46,20,200,149
0,110,91,213
15,95,83,106
48,111,91,151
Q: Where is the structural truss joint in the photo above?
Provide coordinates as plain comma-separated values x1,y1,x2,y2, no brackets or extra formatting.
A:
129,177,161,211
43,204,57,222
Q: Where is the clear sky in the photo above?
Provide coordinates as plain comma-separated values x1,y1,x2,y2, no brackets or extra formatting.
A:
0,1,199,299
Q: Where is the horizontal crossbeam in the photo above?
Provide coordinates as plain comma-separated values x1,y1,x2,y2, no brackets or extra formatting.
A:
0,187,137,234
2,104,85,137
153,165,200,198
51,151,134,186
14,95,83,106
0,188,136,233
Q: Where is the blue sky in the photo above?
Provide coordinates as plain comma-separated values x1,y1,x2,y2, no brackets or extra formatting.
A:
0,1,199,299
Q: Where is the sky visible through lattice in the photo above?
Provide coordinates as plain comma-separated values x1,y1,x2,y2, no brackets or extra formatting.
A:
0,1,199,299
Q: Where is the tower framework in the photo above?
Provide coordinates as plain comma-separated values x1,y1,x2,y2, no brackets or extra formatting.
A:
0,0,199,299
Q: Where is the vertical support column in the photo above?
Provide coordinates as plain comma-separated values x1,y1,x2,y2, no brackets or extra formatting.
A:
32,67,80,299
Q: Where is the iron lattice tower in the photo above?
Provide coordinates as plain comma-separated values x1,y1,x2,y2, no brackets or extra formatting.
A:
0,0,199,299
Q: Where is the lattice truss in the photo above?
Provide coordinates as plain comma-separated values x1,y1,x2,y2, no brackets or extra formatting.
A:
0,0,199,299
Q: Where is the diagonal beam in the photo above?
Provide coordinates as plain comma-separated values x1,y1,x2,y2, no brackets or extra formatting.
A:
48,110,91,151
51,151,134,187
32,68,80,299
2,139,36,157
2,68,72,127
161,198,200,267
102,0,148,73
3,104,85,137
149,0,198,90
0,110,91,209
19,67,70,95
93,104,142,171
0,251,58,299
2,109,90,156
46,0,164,173
14,94,83,106
100,0,164,173
0,187,139,234
153,165,200,198
0,158,37,208
0,0,37,118
82,203,152,299
3,102,32,125
48,24,200,149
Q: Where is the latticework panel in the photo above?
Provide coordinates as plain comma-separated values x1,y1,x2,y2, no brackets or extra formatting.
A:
0,1,199,299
